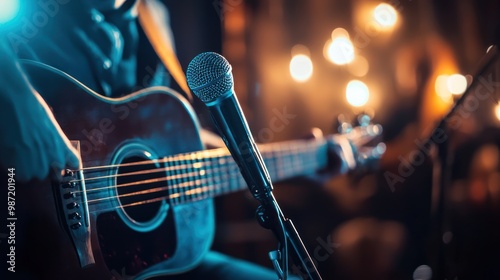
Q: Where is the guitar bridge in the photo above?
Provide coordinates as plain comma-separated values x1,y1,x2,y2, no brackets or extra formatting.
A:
55,142,95,268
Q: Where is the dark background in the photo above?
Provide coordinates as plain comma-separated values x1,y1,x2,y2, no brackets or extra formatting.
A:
167,1,500,279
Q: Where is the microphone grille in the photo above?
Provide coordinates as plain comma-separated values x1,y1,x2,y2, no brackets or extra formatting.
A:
186,52,234,103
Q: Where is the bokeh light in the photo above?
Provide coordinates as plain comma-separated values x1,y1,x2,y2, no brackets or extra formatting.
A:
346,80,370,107
373,3,398,29
290,54,313,82
324,28,355,65
435,75,453,103
0,0,20,24
347,56,370,77
447,74,467,95
495,103,500,122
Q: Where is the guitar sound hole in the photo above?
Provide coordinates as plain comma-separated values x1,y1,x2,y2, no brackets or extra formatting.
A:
117,156,168,223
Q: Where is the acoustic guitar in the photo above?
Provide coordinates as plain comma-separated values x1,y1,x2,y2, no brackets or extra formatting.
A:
1,60,382,279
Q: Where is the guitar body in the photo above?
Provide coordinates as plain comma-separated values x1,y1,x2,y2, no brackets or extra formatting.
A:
8,62,214,279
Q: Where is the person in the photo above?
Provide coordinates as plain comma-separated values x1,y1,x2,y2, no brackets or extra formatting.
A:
0,1,334,279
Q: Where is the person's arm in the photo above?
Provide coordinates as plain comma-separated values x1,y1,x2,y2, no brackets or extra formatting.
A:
0,40,80,181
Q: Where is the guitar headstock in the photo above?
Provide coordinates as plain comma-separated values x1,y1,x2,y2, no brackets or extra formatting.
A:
327,113,385,174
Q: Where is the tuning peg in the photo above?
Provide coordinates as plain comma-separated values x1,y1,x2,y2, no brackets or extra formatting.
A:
335,114,353,134
354,111,373,127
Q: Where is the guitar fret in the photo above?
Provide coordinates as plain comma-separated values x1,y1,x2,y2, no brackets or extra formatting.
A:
206,154,214,199
219,156,227,196
286,144,292,176
181,156,187,204
178,155,187,203
271,147,278,180
197,153,206,201
223,155,229,194
187,153,203,203
206,153,219,197
163,137,333,206
173,156,181,205
292,146,299,174
191,155,198,202
184,156,199,201
165,157,176,205
206,158,214,199
232,158,239,193
186,155,193,202
212,155,219,196
197,157,203,200
221,156,230,194
179,155,188,203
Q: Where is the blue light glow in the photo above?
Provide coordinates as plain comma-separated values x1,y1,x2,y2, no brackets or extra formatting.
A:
0,0,21,24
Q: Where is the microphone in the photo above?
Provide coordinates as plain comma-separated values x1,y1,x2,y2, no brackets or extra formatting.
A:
187,52,323,280
186,52,273,203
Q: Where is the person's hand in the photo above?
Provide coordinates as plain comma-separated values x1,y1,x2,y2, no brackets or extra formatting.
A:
0,41,80,182
302,123,385,185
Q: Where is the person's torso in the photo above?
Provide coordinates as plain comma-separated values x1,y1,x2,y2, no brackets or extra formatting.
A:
8,0,170,97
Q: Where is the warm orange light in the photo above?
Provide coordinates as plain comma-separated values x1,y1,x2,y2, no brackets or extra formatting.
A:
447,74,467,95
495,103,500,122
346,80,369,107
347,56,370,77
290,54,313,82
324,28,354,65
373,3,398,30
435,75,452,103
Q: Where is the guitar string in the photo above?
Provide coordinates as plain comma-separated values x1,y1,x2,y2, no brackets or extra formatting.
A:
81,158,236,197
73,159,226,186
74,130,370,179
77,142,315,197
71,141,324,195
87,161,319,216
65,141,324,202
86,147,323,215
71,138,324,173
87,163,240,207
80,142,314,208
70,131,374,199
77,130,372,213
83,144,323,213
87,158,250,213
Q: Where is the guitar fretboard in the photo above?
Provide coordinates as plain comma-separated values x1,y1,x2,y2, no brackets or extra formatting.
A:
165,139,329,205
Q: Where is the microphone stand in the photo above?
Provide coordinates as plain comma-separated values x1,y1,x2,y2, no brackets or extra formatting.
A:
424,46,498,280
187,51,323,279
254,192,322,280
202,87,323,279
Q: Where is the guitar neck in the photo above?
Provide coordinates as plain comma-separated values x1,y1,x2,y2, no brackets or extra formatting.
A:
166,138,329,205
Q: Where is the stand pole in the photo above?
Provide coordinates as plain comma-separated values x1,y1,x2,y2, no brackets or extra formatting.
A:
256,193,322,280
424,46,498,279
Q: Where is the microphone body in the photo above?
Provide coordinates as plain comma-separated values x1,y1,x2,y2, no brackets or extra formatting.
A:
187,52,273,202
205,91,273,201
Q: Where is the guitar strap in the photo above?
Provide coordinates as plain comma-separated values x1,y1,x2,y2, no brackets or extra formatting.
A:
137,0,193,102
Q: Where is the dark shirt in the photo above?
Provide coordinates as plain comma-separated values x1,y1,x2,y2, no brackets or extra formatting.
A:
4,0,170,97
